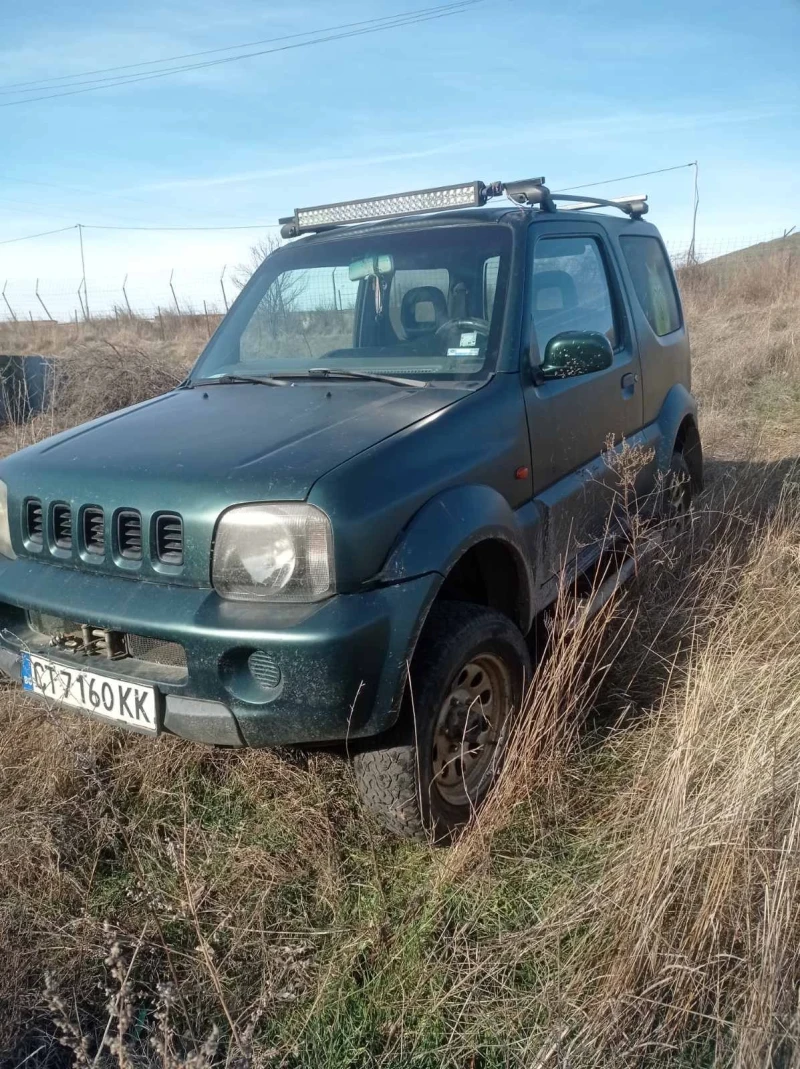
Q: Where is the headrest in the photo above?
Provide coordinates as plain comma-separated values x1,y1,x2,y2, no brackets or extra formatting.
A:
532,270,578,311
400,286,448,336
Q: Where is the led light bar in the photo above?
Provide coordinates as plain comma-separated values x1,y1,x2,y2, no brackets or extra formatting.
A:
286,181,485,235
277,176,650,236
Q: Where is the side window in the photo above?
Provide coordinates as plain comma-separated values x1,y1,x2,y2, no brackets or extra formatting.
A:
531,237,616,359
388,269,450,339
619,235,681,337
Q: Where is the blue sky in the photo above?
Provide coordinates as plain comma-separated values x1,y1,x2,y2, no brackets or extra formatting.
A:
0,0,798,316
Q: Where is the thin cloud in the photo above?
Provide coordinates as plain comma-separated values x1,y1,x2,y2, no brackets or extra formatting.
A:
120,102,796,197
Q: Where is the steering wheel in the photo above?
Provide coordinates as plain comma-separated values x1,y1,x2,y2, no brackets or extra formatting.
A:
434,316,490,341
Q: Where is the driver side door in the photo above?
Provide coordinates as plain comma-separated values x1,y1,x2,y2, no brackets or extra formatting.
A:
521,221,643,579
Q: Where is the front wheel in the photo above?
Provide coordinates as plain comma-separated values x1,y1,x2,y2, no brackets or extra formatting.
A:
353,602,531,841
660,450,694,532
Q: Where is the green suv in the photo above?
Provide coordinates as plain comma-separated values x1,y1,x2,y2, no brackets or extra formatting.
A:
0,178,702,839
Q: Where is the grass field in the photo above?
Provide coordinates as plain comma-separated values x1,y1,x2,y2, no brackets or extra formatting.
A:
0,238,798,1068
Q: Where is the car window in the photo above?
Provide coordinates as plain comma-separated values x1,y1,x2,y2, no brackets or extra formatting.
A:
619,235,681,337
192,225,512,383
531,236,617,359
240,266,359,363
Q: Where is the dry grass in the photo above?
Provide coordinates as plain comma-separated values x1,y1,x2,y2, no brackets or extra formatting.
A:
0,319,198,456
0,314,216,361
0,240,798,1067
684,237,800,458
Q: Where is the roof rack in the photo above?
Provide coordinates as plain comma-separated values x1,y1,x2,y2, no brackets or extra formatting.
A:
554,192,648,217
279,177,648,237
560,192,645,212
501,180,648,219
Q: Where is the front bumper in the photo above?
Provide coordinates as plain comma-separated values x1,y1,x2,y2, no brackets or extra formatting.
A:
0,556,438,747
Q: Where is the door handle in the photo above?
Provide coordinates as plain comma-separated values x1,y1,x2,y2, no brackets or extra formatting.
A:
621,372,638,398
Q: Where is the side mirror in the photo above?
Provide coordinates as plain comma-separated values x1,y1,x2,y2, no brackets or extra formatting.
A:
537,330,614,381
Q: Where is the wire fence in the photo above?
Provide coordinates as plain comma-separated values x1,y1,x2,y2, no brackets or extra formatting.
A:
0,232,796,324
0,270,235,324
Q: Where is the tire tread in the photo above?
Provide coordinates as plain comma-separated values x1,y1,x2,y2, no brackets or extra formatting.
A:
353,602,530,841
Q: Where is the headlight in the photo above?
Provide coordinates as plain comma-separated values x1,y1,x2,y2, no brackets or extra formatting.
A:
212,503,334,602
0,481,15,560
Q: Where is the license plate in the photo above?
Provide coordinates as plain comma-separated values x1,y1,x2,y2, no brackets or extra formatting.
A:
21,653,158,733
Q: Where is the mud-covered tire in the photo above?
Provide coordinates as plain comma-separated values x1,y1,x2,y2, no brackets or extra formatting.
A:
353,602,531,842
352,745,427,841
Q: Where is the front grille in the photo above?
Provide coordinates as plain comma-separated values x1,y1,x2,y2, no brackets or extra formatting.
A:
26,500,43,544
27,612,186,672
126,634,186,668
53,504,72,549
248,650,282,689
117,510,142,560
83,507,104,554
25,501,184,570
155,513,183,565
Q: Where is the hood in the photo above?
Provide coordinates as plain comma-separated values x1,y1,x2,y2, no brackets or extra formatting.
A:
2,380,468,584
16,381,465,497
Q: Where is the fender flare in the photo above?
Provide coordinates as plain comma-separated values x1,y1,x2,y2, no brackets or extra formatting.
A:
654,383,701,476
376,484,538,633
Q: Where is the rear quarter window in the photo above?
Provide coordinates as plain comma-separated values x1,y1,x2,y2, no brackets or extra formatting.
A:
619,235,682,337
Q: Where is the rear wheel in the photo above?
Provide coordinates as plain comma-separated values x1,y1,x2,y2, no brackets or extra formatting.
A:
353,602,531,841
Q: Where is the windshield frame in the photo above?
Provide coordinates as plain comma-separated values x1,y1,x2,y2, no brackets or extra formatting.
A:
189,218,517,386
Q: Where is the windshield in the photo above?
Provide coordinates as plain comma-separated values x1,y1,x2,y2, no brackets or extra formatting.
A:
190,224,512,384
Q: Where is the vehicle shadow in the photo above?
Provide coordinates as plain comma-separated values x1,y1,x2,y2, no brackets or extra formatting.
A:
587,452,799,732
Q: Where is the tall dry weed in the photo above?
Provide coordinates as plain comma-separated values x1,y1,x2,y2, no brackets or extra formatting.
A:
546,487,800,1067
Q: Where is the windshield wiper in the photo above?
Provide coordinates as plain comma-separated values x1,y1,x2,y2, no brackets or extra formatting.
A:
190,373,289,388
303,368,429,388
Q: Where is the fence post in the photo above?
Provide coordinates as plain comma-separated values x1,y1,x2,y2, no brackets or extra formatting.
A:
1,281,17,322
203,300,211,337
220,265,229,313
35,279,55,323
687,160,700,265
122,274,133,318
77,223,90,319
169,269,181,315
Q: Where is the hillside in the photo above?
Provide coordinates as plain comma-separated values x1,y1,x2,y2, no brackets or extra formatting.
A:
702,229,800,268
0,242,798,1068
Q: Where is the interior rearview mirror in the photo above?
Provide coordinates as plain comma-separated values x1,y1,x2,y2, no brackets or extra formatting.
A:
348,253,395,282
537,330,614,380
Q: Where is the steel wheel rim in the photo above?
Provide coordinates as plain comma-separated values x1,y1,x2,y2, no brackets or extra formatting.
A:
431,652,511,807
665,469,691,532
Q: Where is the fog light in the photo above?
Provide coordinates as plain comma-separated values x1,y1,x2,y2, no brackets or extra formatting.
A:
248,650,281,690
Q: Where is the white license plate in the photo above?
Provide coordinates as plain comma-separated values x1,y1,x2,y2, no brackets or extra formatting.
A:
21,653,158,733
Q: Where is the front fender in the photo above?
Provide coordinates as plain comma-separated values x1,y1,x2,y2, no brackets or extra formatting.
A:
376,484,539,632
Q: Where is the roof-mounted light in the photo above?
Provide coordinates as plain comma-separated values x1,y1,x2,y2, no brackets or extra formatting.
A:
281,181,488,237
277,176,650,237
